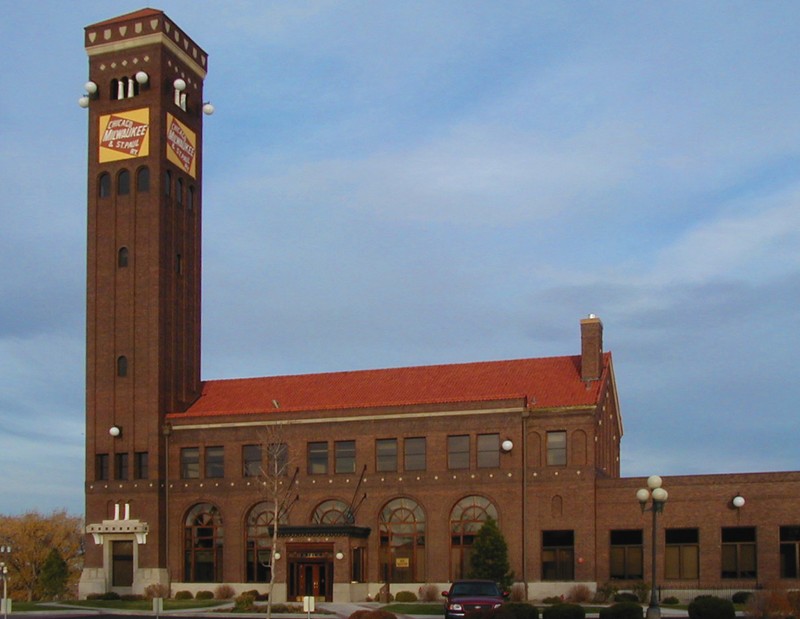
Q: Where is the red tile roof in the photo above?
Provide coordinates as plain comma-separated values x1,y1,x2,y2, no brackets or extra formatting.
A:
172,353,611,419
89,8,164,28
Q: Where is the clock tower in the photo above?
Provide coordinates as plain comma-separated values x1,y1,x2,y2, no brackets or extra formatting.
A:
79,9,209,595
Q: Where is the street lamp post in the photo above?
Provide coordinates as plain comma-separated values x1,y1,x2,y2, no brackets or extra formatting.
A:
0,544,9,619
637,476,668,619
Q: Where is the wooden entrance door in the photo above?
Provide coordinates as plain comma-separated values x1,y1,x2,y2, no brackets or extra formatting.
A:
287,543,334,601
297,562,327,598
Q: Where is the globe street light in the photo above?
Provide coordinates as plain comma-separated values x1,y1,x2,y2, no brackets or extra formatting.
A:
637,476,668,619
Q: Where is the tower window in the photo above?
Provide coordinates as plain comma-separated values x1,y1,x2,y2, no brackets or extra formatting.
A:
164,170,172,197
136,167,150,192
176,254,183,274
111,76,140,100
96,454,109,481
117,355,128,377
98,172,111,198
117,170,130,195
177,178,184,206
188,186,195,210
115,452,129,480
118,247,129,268
134,452,149,479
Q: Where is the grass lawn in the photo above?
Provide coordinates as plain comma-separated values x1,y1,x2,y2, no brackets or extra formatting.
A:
382,602,445,615
44,598,229,611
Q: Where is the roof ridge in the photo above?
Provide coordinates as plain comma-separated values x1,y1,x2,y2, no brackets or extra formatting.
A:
202,354,582,384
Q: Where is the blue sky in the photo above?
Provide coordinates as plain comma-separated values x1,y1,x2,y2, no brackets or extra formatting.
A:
0,1,798,515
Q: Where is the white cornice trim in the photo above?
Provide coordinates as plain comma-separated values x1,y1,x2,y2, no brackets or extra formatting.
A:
86,33,207,79
170,404,597,431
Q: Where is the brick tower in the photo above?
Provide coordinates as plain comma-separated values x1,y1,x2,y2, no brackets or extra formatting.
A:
79,9,208,596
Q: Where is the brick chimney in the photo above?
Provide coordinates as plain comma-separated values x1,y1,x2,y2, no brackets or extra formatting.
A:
580,314,603,382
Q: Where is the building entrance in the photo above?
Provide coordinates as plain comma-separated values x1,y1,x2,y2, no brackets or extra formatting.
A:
287,544,333,601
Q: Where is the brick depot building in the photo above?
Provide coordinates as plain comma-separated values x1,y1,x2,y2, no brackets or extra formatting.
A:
78,8,800,602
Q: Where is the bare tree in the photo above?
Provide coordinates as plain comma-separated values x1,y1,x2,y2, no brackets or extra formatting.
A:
257,424,298,619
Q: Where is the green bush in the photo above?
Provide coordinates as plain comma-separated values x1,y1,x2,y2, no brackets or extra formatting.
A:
419,584,440,602
174,590,193,600
497,601,539,619
395,590,418,602
89,591,120,600
598,602,643,619
542,603,585,619
234,593,255,611
631,583,650,603
542,596,563,605
614,593,639,603
196,590,214,600
595,583,618,603
663,597,680,605
732,591,752,605
688,596,735,619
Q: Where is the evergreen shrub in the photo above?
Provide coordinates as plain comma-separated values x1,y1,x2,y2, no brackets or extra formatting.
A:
613,593,639,603
598,601,643,619
688,595,735,619
496,601,539,619
542,603,585,619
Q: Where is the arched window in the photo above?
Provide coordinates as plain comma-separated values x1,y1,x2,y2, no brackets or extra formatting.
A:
136,167,150,193
176,178,183,205
118,247,129,268
184,503,223,582
110,78,119,100
188,185,195,210
117,169,130,195
164,170,172,197
245,502,287,583
312,499,351,524
379,497,425,583
98,172,111,198
117,355,128,377
449,495,498,580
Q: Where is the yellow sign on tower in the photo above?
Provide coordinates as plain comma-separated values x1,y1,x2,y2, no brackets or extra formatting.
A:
166,113,197,178
98,108,150,162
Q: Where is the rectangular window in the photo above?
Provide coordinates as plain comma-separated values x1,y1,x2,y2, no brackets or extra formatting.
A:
542,530,574,580
267,443,289,477
722,527,757,579
547,431,567,466
243,444,262,477
308,441,328,475
114,452,129,480
205,446,224,478
477,433,500,468
351,547,366,583
335,440,356,474
404,437,426,471
181,447,200,479
96,453,109,481
448,435,470,469
134,452,149,479
376,439,398,472
780,526,800,579
665,528,699,580
610,530,643,580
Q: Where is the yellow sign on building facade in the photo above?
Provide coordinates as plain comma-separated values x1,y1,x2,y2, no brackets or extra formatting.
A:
166,113,197,178
98,108,150,162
